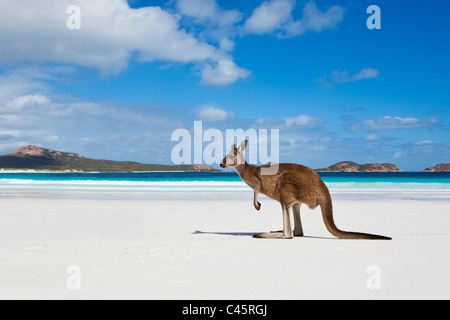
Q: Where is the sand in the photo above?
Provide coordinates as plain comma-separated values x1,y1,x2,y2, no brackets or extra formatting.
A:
0,197,449,300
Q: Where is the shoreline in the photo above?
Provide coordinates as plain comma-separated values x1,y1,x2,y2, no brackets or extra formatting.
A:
1,172,449,201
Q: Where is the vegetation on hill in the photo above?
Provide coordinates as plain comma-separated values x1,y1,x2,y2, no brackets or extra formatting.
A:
0,145,221,173
423,164,450,172
316,161,404,172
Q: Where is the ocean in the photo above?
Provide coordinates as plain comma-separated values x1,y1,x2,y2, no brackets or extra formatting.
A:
0,171,449,201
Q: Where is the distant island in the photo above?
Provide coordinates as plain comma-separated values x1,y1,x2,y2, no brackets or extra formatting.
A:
0,145,221,173
315,161,404,173
423,164,450,172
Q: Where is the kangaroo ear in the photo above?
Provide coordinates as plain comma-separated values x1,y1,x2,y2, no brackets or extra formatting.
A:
231,143,237,151
237,140,248,153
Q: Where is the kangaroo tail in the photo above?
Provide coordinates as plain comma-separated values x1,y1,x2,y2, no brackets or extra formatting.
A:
319,194,392,240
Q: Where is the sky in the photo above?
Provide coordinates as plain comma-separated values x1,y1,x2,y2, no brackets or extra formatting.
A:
0,0,449,171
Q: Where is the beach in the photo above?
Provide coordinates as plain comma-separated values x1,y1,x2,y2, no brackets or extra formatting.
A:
1,190,449,300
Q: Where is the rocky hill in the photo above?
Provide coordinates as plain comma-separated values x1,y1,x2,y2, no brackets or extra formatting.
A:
0,145,221,173
316,161,404,172
423,164,450,172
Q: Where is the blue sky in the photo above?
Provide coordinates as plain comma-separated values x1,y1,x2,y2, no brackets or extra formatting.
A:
0,0,449,171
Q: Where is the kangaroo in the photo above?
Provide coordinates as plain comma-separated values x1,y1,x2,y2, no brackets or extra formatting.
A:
220,140,391,240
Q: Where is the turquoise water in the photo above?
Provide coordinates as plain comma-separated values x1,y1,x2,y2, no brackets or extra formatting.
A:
0,172,449,200
0,171,449,182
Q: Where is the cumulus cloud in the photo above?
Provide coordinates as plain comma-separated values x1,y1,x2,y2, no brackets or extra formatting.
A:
332,68,379,82
243,0,345,38
176,0,242,29
364,134,383,141
416,140,433,145
197,106,235,121
295,0,346,34
0,1,212,71
219,38,236,52
175,0,243,55
0,72,49,100
318,68,379,88
284,114,325,127
177,0,221,21
201,59,251,87
243,0,294,35
0,0,250,86
364,116,440,131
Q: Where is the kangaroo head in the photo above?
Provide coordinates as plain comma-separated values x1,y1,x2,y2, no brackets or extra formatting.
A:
220,140,248,168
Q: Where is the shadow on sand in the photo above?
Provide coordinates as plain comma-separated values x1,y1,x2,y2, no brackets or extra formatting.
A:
192,230,256,237
192,230,334,240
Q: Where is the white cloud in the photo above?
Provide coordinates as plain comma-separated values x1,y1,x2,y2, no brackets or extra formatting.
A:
219,38,236,52
295,1,346,34
0,73,49,101
0,0,249,86
284,114,325,127
10,94,52,110
0,1,206,72
243,0,294,35
197,106,234,121
352,68,380,81
331,68,379,83
201,59,251,87
416,140,433,145
243,0,345,38
175,0,242,52
364,134,382,141
176,0,219,20
364,116,440,131
319,68,379,87
176,0,242,28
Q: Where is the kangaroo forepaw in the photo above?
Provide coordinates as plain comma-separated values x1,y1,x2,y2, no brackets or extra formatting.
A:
254,202,261,211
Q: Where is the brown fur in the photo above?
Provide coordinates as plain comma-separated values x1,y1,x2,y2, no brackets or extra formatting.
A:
221,141,391,240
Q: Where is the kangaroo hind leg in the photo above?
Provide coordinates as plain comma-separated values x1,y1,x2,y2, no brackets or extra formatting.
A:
253,205,293,239
293,203,304,237
269,204,303,236
281,204,293,239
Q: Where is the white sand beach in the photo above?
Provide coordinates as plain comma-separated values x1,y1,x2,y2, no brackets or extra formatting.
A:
1,196,449,300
